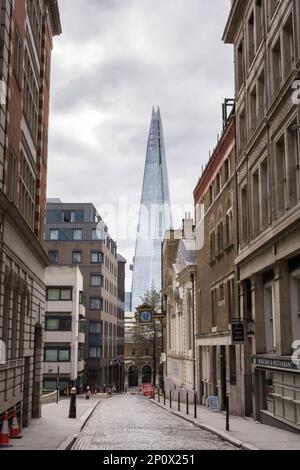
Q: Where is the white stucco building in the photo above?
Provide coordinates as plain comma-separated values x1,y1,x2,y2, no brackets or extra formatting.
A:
43,266,86,392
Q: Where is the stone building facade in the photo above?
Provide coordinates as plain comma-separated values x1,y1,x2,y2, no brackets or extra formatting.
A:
162,218,196,400
0,0,61,428
193,112,244,415
44,201,124,390
224,0,300,430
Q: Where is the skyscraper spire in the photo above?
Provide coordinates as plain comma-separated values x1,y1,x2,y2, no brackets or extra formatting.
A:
131,108,171,311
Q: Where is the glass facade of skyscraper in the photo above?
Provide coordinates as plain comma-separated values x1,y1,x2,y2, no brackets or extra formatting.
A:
131,108,171,311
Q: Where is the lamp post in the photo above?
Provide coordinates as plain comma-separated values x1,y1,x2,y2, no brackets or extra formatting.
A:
68,386,77,419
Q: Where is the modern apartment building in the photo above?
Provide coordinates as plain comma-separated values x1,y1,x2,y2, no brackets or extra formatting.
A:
193,110,244,415
44,266,86,392
0,0,61,427
224,0,300,430
44,201,124,389
162,217,196,400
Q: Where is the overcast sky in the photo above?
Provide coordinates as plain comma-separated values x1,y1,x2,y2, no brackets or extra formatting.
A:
47,0,234,289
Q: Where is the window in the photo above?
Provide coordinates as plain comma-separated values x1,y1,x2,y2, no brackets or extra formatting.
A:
229,346,237,385
78,345,84,361
252,170,260,237
209,185,214,206
275,135,286,217
216,173,221,195
7,150,17,203
90,274,103,287
89,321,102,342
145,347,149,356
236,39,244,91
264,282,275,353
46,210,61,223
23,49,39,142
272,37,282,98
44,348,70,362
225,210,233,247
286,122,299,209
255,0,263,49
89,347,101,358
224,159,229,183
46,287,72,301
91,251,103,264
219,284,225,303
211,289,217,327
90,298,103,310
27,0,42,53
217,221,224,254
227,278,235,320
210,230,216,261
260,158,270,230
48,251,58,264
45,317,71,331
92,228,101,240
13,27,23,87
19,152,36,228
248,11,255,66
49,229,59,240
241,185,249,247
239,108,246,152
249,85,257,135
291,274,300,341
131,348,136,356
73,229,82,240
257,69,265,123
72,251,82,264
62,210,84,223
282,14,294,80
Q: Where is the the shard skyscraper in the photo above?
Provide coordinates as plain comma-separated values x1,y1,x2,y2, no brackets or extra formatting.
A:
131,107,171,311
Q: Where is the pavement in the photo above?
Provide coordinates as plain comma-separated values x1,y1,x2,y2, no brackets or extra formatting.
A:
72,394,237,450
3,394,105,450
150,394,300,450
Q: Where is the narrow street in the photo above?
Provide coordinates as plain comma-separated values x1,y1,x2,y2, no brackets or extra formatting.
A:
72,395,237,450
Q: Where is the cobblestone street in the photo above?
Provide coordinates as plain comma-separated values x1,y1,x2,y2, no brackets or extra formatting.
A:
72,395,237,450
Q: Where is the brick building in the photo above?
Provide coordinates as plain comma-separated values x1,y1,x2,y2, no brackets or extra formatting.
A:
0,0,61,427
44,201,125,390
223,0,300,430
193,108,244,415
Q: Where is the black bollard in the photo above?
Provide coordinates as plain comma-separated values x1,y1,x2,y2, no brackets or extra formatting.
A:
186,391,189,415
158,389,160,403
178,391,180,412
68,387,77,419
226,394,230,431
194,392,197,419
169,390,172,408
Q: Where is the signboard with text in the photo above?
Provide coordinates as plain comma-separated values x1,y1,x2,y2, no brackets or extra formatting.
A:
231,320,246,344
208,396,220,412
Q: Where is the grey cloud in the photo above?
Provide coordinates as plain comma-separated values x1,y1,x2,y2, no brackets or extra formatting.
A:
49,0,233,285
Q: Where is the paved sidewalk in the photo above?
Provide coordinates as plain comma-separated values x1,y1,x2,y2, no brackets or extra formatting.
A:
150,396,300,450
4,395,104,450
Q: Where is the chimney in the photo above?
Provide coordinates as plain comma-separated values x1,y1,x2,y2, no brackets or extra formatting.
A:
183,212,193,238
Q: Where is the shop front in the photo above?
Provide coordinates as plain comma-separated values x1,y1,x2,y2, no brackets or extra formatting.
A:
253,356,300,432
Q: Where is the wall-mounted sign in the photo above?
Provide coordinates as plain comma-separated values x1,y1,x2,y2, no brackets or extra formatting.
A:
231,320,246,344
252,356,300,372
